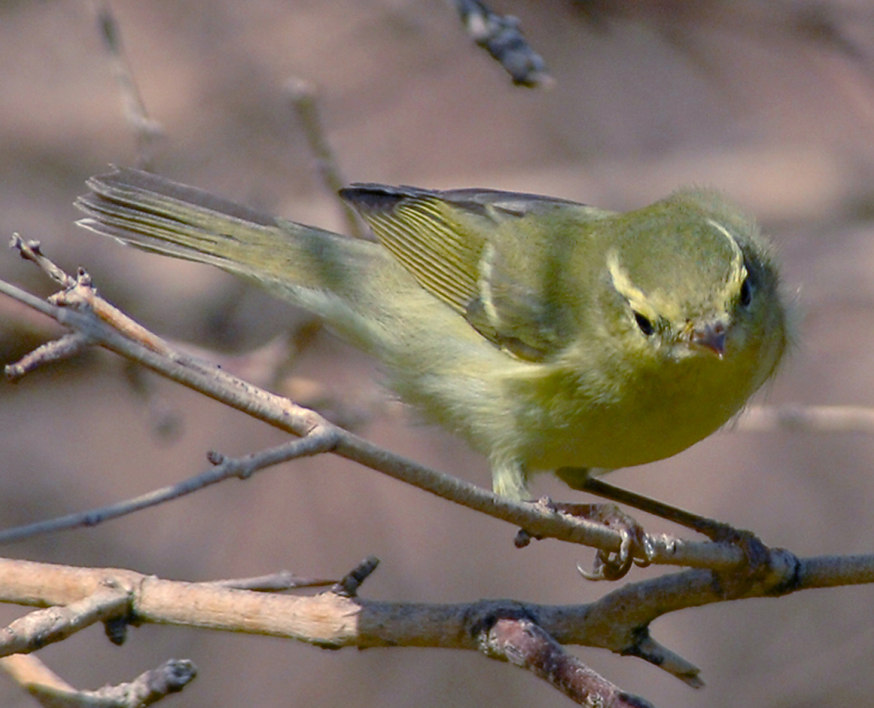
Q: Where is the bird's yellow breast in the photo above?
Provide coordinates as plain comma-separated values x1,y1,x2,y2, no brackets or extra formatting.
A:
512,342,769,473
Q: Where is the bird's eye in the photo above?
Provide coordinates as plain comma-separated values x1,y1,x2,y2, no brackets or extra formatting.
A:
739,276,753,308
633,311,655,336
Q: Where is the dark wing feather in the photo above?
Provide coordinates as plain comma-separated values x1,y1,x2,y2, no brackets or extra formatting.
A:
341,184,605,361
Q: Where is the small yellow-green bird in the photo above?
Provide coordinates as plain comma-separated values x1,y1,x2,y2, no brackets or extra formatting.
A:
76,168,789,501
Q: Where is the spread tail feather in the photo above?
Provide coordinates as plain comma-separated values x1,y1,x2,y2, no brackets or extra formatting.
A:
76,166,300,276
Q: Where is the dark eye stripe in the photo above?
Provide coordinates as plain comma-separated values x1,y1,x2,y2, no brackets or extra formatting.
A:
740,276,752,307
633,311,655,336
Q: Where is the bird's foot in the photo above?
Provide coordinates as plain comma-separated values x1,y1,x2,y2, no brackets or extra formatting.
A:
546,500,655,580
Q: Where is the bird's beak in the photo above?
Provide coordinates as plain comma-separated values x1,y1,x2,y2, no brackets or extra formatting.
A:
690,321,726,358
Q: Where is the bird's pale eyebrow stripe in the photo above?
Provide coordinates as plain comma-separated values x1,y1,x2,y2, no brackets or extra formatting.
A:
606,249,649,306
706,218,746,282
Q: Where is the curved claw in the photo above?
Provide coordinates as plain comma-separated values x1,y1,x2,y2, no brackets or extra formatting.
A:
576,517,656,581
548,500,655,580
633,532,656,568
577,558,609,581
586,548,635,581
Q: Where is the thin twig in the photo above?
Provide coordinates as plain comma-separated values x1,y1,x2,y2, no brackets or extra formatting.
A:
211,571,336,592
5,332,91,381
10,234,74,287
1,652,197,707
101,659,196,706
90,0,163,168
285,78,366,239
451,0,553,87
11,237,170,354
332,557,380,598
0,434,337,544
0,585,131,658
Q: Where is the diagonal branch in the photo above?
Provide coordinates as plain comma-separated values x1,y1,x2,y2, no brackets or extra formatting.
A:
479,614,654,707
1,251,753,574
0,434,337,544
3,241,874,586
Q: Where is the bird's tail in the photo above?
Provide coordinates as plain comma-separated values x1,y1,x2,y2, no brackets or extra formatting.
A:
75,166,368,293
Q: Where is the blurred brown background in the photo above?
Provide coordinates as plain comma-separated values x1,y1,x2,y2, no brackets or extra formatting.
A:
3,1,874,706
